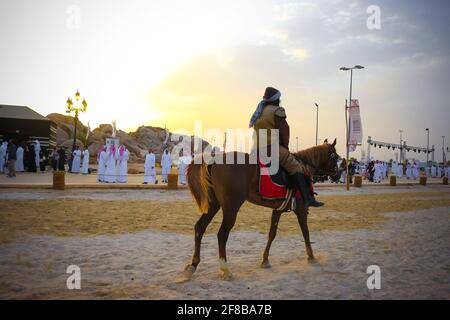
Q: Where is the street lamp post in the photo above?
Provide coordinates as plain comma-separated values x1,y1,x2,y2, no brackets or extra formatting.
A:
426,128,430,165
314,103,319,145
66,90,87,170
296,136,299,152
399,130,403,163
340,65,364,191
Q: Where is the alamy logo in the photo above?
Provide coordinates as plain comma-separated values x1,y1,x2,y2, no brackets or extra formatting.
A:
366,265,381,289
66,5,82,30
66,265,81,290
366,5,381,30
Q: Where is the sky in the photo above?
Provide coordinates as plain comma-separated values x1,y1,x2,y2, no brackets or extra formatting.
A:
0,0,449,161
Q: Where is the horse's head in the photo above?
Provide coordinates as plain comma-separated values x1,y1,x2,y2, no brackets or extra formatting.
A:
294,138,340,182
322,138,341,183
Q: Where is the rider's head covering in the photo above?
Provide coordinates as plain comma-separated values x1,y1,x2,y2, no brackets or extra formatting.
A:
249,87,282,128
263,87,280,99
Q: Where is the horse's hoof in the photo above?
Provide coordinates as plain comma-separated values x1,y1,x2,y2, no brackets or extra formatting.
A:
182,265,197,278
220,271,233,281
307,256,317,263
260,261,272,269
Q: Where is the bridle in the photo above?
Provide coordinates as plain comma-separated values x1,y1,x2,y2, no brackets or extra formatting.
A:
295,145,340,179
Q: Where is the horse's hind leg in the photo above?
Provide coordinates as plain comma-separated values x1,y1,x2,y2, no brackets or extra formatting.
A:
217,203,241,280
295,206,315,260
261,210,282,268
184,200,220,277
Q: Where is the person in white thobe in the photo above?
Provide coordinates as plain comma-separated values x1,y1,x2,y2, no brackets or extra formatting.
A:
81,148,89,174
161,149,172,183
104,145,117,183
143,150,157,184
431,165,437,178
0,141,7,173
117,145,129,183
15,146,24,172
406,162,412,179
97,146,106,182
437,166,442,178
71,147,81,173
412,162,419,179
373,161,382,183
34,140,41,169
397,162,403,178
178,153,192,185
391,161,398,177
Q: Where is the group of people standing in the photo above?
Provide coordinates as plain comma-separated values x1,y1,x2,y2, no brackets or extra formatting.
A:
97,144,130,183
142,148,190,185
337,158,449,183
0,139,48,177
67,146,90,174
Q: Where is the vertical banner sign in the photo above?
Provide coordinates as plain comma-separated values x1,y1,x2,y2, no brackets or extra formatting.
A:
348,99,363,152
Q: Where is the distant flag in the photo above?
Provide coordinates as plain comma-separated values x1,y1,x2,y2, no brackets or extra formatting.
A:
85,121,90,142
163,125,170,148
112,120,117,137
223,131,227,152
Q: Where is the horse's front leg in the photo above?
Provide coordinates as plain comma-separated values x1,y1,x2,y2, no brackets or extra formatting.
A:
183,202,220,278
261,210,282,268
295,206,315,260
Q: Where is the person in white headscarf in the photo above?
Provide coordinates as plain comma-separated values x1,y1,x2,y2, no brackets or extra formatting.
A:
97,146,106,182
15,145,24,172
117,145,129,183
0,141,7,173
161,149,172,183
34,140,41,169
143,149,157,184
81,146,89,174
71,146,81,173
104,144,117,183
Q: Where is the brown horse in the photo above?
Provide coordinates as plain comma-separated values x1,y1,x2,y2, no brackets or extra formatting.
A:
184,139,340,280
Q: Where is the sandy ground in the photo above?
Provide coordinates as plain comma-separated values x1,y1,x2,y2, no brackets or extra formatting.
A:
0,186,449,299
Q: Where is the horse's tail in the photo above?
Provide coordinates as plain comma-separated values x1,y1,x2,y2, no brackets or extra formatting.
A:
187,161,212,214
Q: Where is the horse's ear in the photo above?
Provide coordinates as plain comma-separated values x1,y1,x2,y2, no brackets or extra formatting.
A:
323,138,328,144
332,138,336,146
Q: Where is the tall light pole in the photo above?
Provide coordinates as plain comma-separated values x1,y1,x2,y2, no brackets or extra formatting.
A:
66,90,87,171
314,103,319,145
443,136,446,163
340,65,364,190
399,130,403,162
296,136,299,152
426,128,430,165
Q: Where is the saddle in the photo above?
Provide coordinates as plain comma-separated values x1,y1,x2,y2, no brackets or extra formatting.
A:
257,160,301,211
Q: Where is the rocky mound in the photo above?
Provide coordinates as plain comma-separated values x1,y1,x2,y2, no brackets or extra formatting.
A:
47,113,210,163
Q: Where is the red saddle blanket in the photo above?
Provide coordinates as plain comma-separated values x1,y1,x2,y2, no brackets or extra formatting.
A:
257,160,302,201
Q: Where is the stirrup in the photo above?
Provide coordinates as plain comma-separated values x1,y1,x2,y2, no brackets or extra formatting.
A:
304,199,324,207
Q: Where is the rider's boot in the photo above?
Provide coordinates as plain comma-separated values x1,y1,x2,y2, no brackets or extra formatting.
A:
293,172,324,207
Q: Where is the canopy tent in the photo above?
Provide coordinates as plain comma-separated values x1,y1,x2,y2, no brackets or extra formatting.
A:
0,104,57,148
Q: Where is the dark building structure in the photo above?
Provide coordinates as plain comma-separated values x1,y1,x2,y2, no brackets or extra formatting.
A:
0,104,57,150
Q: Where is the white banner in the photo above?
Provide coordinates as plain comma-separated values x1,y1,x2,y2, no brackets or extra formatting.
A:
348,99,363,152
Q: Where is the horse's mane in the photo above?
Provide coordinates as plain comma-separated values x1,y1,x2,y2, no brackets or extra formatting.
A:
293,144,329,169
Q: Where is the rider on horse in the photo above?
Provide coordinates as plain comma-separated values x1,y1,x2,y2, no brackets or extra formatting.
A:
249,86,324,208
